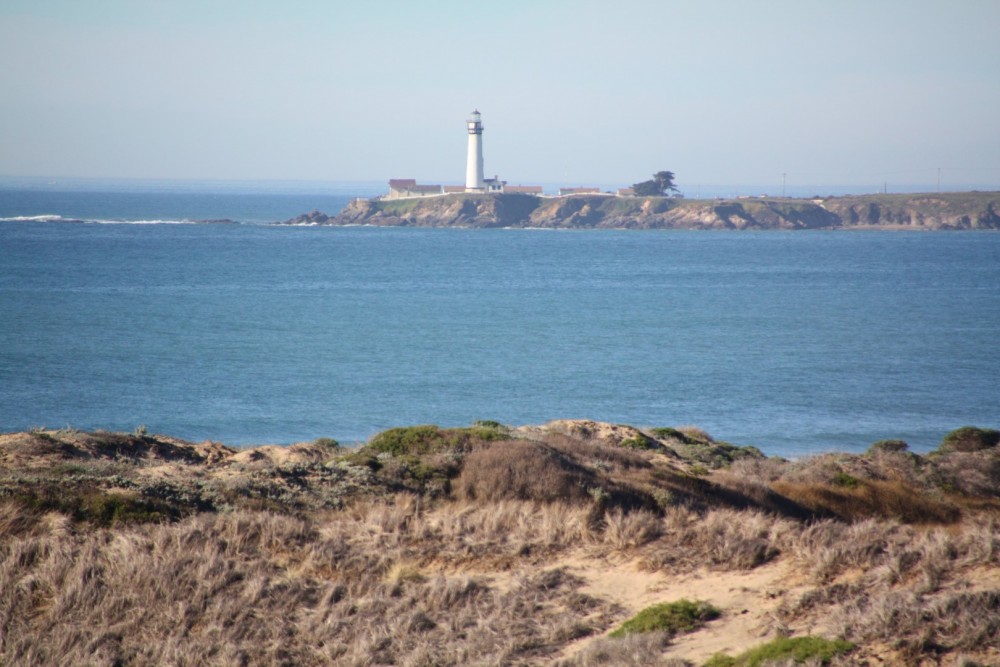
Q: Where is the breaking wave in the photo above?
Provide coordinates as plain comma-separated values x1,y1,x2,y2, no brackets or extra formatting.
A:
0,214,67,222
0,215,209,225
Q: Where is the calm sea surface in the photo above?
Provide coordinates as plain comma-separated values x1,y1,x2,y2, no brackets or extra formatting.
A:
1,188,997,456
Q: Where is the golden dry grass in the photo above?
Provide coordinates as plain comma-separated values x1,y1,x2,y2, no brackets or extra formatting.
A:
1,422,999,665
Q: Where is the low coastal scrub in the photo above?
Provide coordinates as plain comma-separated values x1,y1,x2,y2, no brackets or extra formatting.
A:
367,422,509,456
609,599,721,638
937,425,1000,453
455,439,597,504
704,636,854,666
1,420,998,665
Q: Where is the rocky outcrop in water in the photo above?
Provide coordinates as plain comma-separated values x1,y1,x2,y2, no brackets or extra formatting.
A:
288,191,1000,230
281,209,335,225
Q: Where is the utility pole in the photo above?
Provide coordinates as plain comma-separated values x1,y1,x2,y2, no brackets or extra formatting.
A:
937,167,941,193
781,173,787,198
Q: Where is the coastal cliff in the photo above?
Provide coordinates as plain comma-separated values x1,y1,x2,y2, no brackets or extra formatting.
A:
290,191,1000,230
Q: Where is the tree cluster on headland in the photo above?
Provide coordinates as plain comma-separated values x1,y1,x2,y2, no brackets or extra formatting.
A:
631,170,679,197
2,421,998,665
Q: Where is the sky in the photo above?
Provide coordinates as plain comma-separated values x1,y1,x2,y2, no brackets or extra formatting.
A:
1,0,999,191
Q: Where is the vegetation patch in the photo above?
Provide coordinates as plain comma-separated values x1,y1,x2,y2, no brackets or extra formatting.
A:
771,479,959,524
610,599,720,638
312,437,340,449
8,488,180,526
617,435,658,451
647,426,765,469
867,439,909,454
704,635,854,666
831,471,860,488
455,440,597,504
3,421,1000,666
937,426,1000,453
650,427,691,442
374,197,425,216
366,423,509,457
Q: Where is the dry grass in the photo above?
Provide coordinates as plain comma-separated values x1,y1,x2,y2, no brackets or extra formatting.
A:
771,479,960,524
833,589,1000,657
559,631,688,667
641,508,796,572
2,422,999,665
780,515,1000,663
0,504,612,666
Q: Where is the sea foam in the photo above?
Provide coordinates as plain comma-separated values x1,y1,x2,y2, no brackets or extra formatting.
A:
0,214,67,222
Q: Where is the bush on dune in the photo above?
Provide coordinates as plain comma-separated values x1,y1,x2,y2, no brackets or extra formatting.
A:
366,423,510,457
937,426,1000,453
704,635,854,666
609,599,721,638
455,440,598,504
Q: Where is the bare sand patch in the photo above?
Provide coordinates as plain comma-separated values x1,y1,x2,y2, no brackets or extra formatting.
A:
548,553,826,664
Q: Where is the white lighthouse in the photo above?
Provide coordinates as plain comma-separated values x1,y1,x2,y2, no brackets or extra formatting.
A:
465,109,485,192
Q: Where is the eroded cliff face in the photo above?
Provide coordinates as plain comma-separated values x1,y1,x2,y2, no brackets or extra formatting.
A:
820,195,1000,229
307,192,1000,230
329,194,538,228
524,198,841,229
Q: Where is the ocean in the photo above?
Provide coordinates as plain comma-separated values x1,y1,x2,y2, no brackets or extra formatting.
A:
1,184,997,456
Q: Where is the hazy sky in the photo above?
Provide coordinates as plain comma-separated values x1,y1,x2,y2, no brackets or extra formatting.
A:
2,0,998,190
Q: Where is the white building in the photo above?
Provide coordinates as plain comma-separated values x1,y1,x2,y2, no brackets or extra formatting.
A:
387,179,443,199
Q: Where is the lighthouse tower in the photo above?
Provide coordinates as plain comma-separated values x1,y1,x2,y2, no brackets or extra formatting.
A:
465,109,485,192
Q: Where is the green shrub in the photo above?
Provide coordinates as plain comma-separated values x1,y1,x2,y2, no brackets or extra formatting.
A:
609,599,720,638
367,425,451,456
11,489,176,527
466,424,510,442
83,492,171,526
312,437,340,449
867,439,909,454
336,450,383,471
938,426,1000,453
704,636,854,666
704,656,737,667
618,436,656,450
367,424,508,457
831,471,860,488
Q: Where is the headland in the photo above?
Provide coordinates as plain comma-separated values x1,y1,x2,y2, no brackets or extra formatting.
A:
284,190,1000,230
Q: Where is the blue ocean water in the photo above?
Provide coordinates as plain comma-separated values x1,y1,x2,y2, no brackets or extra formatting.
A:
1,188,998,456
0,187,360,224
